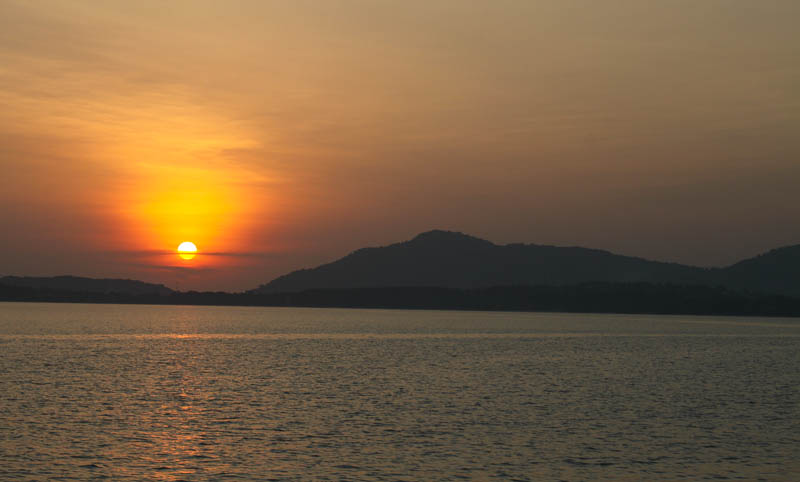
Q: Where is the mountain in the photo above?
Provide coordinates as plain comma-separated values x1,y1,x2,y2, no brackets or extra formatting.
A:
252,230,800,297
0,275,173,296
252,230,711,293
3,232,798,304
716,245,800,296
2,234,799,316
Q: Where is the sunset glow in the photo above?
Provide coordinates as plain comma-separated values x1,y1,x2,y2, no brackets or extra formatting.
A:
177,242,198,260
2,2,798,480
0,1,797,291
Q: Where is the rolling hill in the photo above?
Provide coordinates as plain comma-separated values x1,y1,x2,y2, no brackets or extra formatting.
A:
0,275,174,296
252,230,800,297
253,230,705,292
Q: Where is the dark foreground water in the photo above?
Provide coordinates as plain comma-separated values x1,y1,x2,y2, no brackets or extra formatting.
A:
1,303,798,481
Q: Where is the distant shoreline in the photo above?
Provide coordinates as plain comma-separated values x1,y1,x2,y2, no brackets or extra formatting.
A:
3,282,800,318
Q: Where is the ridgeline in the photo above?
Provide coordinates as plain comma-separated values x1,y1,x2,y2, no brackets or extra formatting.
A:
3,230,800,317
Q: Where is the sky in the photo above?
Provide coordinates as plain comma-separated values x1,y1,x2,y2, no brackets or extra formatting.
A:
1,0,798,291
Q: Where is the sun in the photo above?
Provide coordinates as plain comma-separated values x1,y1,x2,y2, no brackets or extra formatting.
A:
177,241,197,260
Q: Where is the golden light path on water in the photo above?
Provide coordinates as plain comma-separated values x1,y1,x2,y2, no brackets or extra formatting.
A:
1,304,799,480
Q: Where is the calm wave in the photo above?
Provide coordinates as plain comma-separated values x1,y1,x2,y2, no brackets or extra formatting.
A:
1,303,798,480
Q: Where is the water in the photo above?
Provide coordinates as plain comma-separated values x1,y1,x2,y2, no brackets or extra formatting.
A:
1,303,799,481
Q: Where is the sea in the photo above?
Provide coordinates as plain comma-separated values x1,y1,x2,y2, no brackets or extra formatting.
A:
1,302,798,481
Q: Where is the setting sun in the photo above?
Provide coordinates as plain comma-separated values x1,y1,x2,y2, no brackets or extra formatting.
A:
177,241,198,260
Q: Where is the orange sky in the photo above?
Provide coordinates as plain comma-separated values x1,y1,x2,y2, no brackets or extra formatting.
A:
1,0,799,291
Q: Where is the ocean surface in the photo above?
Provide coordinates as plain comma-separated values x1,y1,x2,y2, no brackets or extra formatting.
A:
1,303,798,481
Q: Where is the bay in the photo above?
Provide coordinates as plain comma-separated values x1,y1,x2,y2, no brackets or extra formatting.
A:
1,302,798,480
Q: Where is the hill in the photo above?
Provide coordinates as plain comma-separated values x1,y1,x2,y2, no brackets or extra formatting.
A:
253,230,709,293
0,275,173,296
252,230,800,297
716,245,800,296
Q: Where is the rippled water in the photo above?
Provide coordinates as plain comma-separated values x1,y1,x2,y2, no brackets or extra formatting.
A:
1,303,799,480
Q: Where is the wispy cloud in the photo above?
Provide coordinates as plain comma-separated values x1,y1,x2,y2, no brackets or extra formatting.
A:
2,0,799,290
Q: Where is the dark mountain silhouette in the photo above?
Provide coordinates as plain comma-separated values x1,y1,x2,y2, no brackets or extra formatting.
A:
253,230,708,293
252,230,800,297
2,231,799,316
0,275,173,296
715,245,800,296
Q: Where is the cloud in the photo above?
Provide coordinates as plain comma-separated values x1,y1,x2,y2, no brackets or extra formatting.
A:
2,0,799,290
